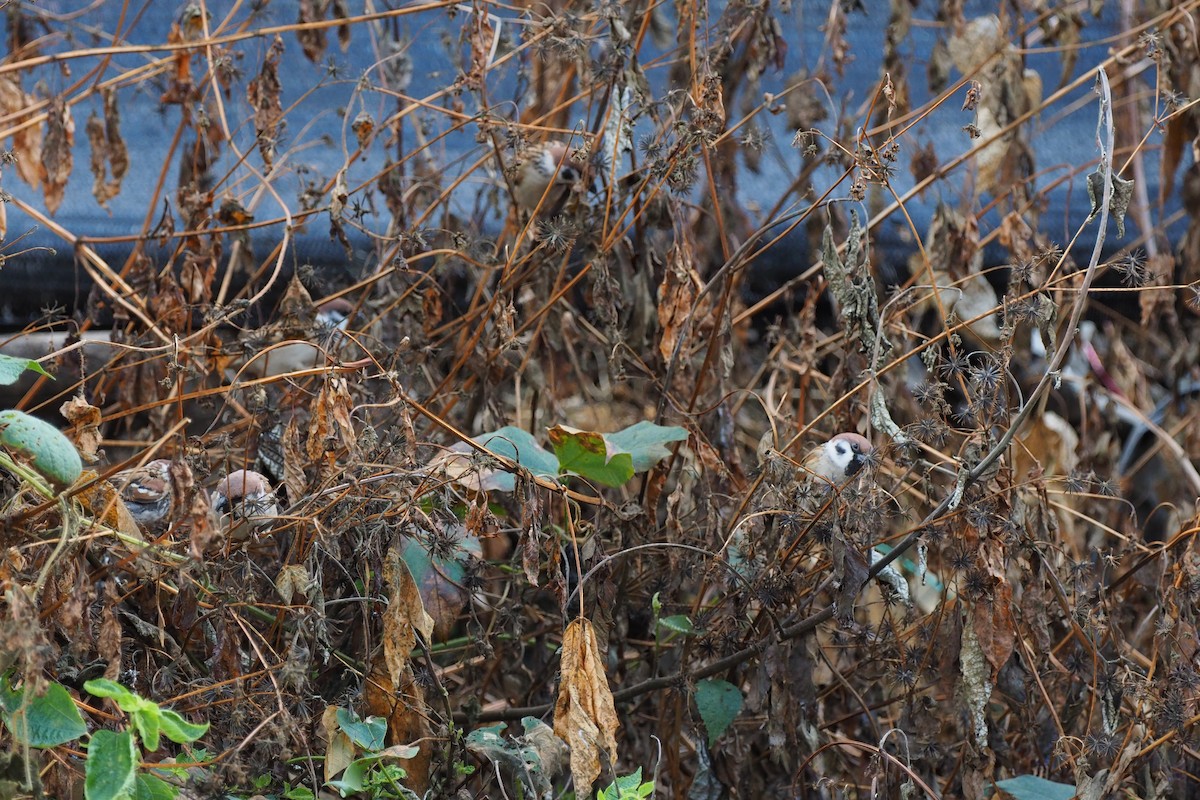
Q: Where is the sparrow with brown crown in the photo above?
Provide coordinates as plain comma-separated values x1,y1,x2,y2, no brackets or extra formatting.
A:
803,432,874,485
511,140,583,213
211,469,279,542
112,459,174,534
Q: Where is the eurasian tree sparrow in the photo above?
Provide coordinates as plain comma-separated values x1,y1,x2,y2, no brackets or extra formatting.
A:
511,140,583,213
112,459,174,534
803,432,874,484
240,299,354,379
211,469,279,541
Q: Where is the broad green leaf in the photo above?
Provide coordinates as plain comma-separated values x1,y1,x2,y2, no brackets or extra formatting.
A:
133,773,177,800
157,708,209,746
440,426,560,492
4,680,86,747
476,427,560,480
548,425,634,487
336,707,386,751
326,757,369,795
85,729,138,800
694,679,742,747
400,524,482,640
606,421,688,472
993,775,1077,800
0,410,83,489
0,354,51,385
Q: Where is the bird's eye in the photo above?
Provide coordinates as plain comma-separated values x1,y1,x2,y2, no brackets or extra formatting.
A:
560,166,579,182
850,442,861,454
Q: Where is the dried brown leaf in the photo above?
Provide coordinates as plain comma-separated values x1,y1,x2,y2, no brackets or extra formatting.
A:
39,98,74,215
247,35,285,168
973,579,1015,680
321,705,355,783
382,547,435,688
0,74,43,188
85,88,128,209
60,396,102,464
553,618,619,793
363,664,431,793
297,0,328,62
658,244,700,363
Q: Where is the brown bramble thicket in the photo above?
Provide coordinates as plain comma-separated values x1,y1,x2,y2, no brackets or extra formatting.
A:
1,0,1200,798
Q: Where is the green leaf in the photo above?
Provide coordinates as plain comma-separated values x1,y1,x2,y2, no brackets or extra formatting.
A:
694,679,742,747
326,757,369,795
336,707,386,751
598,768,644,799
656,615,694,635
3,680,87,747
84,679,138,706
606,421,688,472
132,708,162,753
442,426,561,492
548,425,635,487
993,775,1077,800
133,773,178,800
85,729,138,800
157,709,209,746
0,354,51,385
0,409,83,489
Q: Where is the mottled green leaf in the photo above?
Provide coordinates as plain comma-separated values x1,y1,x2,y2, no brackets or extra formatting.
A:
548,425,634,487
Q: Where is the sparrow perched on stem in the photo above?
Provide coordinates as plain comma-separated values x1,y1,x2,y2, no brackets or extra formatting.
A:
211,469,279,541
112,459,174,534
241,299,354,379
803,432,874,484
511,140,583,213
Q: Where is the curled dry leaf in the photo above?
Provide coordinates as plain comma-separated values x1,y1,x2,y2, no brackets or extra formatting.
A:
40,98,74,215
75,470,143,540
0,74,43,189
246,34,285,168
382,546,435,688
364,663,431,794
60,396,103,464
85,87,128,209
658,243,701,363
972,578,1015,681
553,618,619,794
